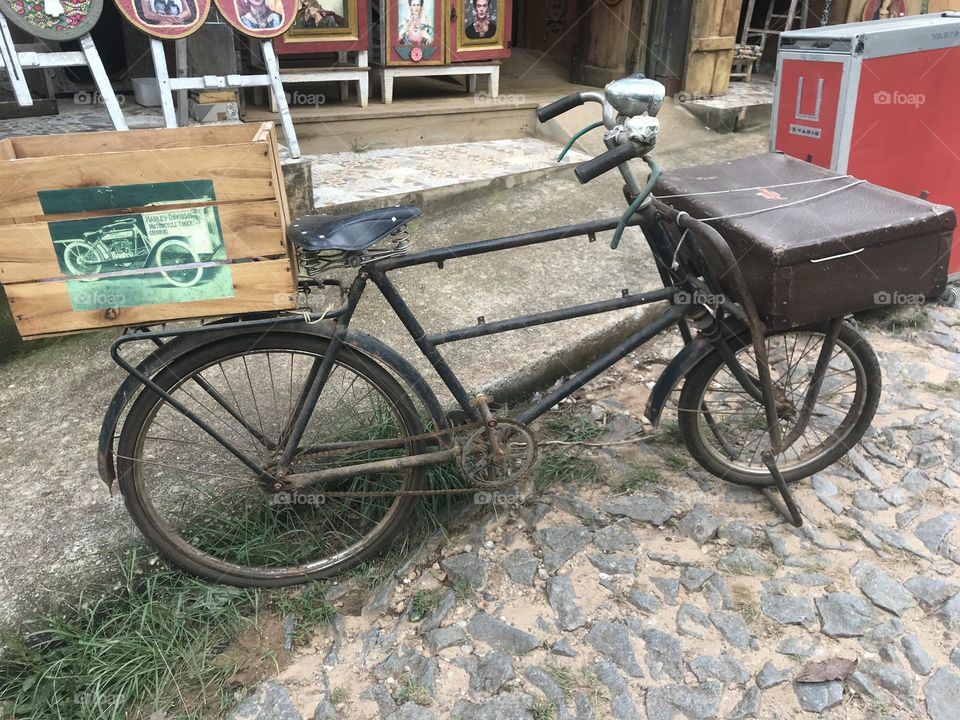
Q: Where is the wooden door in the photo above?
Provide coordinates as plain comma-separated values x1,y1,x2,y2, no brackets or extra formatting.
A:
683,0,743,97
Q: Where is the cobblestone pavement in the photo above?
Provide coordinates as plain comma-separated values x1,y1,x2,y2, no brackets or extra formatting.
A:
231,301,959,720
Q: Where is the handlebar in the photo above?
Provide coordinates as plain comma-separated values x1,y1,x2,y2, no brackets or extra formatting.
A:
536,93,586,123
574,142,638,184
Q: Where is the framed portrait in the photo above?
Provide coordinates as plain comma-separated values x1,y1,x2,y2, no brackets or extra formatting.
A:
274,0,368,54
213,0,297,38
114,0,210,39
448,0,511,62
382,0,445,66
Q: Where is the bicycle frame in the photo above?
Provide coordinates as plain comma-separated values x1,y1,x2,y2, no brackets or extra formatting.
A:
107,188,839,526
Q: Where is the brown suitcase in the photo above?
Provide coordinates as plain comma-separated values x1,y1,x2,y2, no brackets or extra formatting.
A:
654,153,955,330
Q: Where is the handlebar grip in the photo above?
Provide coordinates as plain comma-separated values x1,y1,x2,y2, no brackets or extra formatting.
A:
574,142,638,184
536,93,585,123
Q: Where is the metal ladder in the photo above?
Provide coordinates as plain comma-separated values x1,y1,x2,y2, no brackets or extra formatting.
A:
736,0,806,74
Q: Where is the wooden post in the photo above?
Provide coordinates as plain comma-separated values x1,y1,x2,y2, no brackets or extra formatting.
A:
151,38,178,128
261,39,301,159
0,16,31,106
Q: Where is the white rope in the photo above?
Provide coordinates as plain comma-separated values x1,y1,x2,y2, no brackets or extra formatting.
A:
693,180,866,222
655,174,854,199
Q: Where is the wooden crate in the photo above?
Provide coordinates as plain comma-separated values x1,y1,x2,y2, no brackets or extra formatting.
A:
0,122,298,339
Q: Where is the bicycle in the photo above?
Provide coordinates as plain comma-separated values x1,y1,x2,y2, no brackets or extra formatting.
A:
98,76,882,587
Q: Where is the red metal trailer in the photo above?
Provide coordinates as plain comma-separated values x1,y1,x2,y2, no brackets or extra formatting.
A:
772,12,960,280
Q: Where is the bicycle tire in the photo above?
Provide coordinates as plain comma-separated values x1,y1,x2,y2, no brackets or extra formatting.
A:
678,322,881,487
117,332,426,587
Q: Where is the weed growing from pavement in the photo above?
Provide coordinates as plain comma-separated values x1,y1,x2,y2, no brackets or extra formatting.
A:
394,675,433,706
330,686,348,704
544,412,602,442
453,577,475,603
409,588,442,622
534,452,601,492
543,661,607,704
530,696,556,720
617,466,662,492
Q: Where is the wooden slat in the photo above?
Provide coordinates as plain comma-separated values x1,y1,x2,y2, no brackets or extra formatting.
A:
0,143,276,222
7,259,296,338
0,139,15,161
7,123,266,159
691,36,736,52
0,201,285,285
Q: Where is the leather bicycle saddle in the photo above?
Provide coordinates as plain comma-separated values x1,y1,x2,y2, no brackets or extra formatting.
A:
288,206,421,253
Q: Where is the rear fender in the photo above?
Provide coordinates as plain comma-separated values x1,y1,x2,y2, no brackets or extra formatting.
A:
97,320,447,489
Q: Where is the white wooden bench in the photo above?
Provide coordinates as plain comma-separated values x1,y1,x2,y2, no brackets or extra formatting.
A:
377,62,499,104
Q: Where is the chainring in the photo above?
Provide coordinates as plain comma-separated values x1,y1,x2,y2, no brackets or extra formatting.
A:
458,420,539,488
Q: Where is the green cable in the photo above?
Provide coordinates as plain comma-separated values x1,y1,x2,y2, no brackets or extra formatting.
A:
557,121,605,162
610,156,661,249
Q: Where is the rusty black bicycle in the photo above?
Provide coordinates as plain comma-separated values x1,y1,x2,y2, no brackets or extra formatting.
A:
97,76,921,587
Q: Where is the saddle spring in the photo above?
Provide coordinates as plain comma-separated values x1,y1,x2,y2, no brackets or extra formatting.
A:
298,225,413,279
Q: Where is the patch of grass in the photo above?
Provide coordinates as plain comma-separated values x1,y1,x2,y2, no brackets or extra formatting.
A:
831,521,865,543
734,600,782,638
618,466,662,492
330,686,348,705
394,675,433,706
651,421,683,447
664,453,691,471
349,138,380,154
918,381,960,399
534,452,601,492
409,589,442,622
544,413,602,442
530,697,556,720
859,306,931,332
786,653,806,664
453,577,475,603
544,662,607,704
0,552,337,720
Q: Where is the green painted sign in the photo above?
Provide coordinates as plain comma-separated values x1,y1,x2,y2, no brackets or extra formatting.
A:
40,181,235,312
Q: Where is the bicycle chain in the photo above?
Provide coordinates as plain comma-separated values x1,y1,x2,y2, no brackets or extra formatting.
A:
290,420,533,499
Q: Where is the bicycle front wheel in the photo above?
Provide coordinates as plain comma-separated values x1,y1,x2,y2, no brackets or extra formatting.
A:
678,322,881,487
116,332,426,586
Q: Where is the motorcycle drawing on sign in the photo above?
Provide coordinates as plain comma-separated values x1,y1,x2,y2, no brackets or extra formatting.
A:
56,217,220,288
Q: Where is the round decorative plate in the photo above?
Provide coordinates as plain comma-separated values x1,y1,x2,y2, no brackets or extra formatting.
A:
0,0,102,41
213,0,295,38
113,0,210,39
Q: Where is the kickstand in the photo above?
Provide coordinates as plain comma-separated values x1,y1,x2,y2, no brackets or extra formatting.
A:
760,450,803,527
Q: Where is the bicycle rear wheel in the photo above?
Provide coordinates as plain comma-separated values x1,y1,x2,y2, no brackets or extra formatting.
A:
117,332,425,586
678,322,881,487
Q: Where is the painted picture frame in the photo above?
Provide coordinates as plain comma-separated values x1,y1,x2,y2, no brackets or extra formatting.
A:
213,0,296,38
382,0,444,66
448,0,510,62
0,0,103,41
274,0,368,55
113,0,210,39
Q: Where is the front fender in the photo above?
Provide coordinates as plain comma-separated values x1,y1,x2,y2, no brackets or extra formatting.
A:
644,337,714,427
97,320,447,489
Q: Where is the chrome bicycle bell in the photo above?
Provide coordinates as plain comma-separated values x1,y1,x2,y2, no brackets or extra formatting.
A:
605,75,666,118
